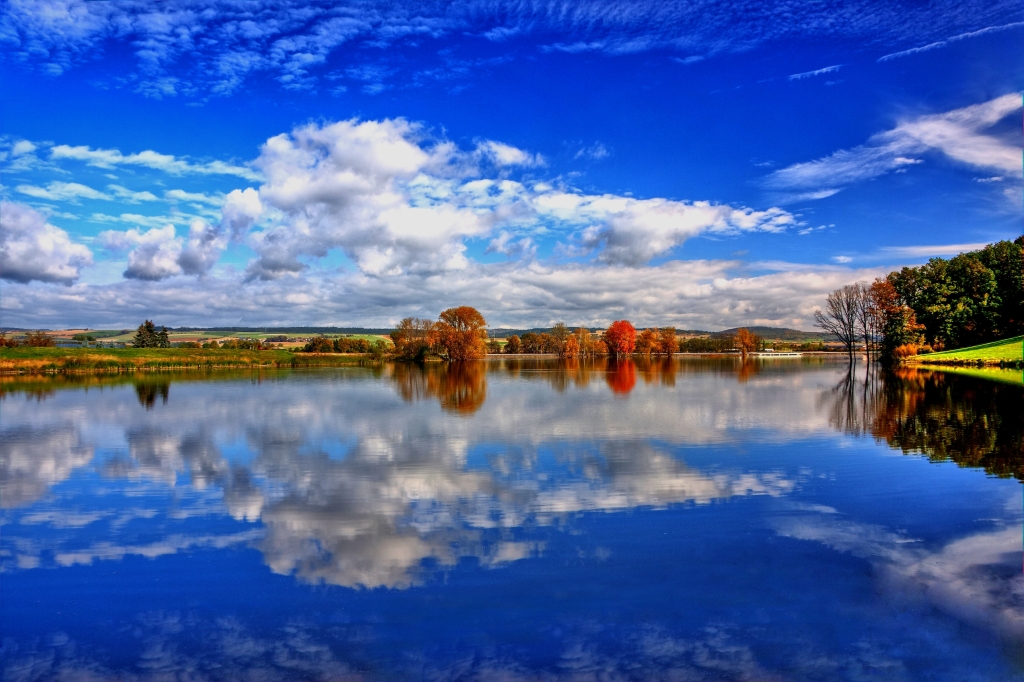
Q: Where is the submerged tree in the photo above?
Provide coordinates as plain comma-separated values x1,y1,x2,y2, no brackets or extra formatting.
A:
391,317,435,361
734,328,761,358
432,306,488,361
814,286,860,363
603,320,637,357
657,327,677,356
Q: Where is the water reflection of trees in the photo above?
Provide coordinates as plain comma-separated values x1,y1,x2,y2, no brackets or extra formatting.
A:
389,362,487,414
823,366,1024,480
134,381,170,409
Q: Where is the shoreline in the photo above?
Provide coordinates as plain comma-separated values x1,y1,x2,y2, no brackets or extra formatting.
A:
0,348,375,375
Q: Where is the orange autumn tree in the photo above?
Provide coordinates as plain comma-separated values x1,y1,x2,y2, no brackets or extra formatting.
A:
657,327,677,355
735,328,760,357
431,306,488,361
603,320,636,357
635,328,658,356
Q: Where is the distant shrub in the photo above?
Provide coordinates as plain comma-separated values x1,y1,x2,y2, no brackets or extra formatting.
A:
24,332,56,347
303,337,335,353
177,341,202,348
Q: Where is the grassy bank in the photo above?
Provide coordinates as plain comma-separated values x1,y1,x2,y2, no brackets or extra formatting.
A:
909,335,1023,368
0,347,374,374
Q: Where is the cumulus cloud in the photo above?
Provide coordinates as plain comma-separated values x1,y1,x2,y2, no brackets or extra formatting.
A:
101,224,183,280
766,94,1023,200
241,118,795,280
244,118,492,279
97,187,262,279
550,196,795,265
0,201,93,284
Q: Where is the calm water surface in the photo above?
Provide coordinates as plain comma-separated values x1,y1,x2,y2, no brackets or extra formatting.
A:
2,358,1023,681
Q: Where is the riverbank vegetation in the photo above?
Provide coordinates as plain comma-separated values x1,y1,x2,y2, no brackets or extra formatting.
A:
815,237,1023,366
0,347,372,374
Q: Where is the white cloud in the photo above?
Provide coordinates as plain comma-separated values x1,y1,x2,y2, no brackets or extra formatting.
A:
107,184,159,203
476,140,545,167
574,142,611,160
766,94,1023,200
4,0,1015,97
100,224,183,281
788,64,841,80
878,21,1024,61
15,180,110,201
176,188,262,277
165,189,223,205
880,242,992,258
0,201,93,284
832,255,852,263
241,118,797,280
50,144,259,180
11,140,37,156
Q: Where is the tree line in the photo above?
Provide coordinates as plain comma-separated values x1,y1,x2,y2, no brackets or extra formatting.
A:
388,307,769,361
815,237,1023,362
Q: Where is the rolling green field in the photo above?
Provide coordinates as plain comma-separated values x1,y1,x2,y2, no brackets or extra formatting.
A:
912,335,1023,366
0,347,375,374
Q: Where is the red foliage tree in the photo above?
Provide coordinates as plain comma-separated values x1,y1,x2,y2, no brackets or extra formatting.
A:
603,320,637,356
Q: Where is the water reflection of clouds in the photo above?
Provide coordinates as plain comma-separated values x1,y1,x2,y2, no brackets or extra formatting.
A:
0,363,816,587
0,425,94,508
773,498,1024,641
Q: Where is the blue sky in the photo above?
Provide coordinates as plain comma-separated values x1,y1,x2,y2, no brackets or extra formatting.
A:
0,0,1021,329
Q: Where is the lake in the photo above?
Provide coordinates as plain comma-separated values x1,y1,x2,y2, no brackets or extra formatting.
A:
2,357,1023,681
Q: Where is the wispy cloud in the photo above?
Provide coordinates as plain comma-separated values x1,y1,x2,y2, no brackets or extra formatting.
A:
881,243,992,258
788,64,841,81
50,145,259,180
2,0,1020,96
765,94,1022,201
878,21,1024,61
16,181,110,202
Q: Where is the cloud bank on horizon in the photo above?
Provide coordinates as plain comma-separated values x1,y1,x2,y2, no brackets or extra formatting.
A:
0,0,1021,329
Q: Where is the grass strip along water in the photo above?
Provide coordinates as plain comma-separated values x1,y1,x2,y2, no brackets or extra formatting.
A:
909,335,1023,368
0,347,373,374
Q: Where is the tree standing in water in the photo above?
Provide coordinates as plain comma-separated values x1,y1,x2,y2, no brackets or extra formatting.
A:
432,306,488,361
814,286,860,363
604,320,637,357
734,328,760,358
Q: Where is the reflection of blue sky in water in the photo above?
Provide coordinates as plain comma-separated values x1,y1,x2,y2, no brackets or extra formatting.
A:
1,361,1023,680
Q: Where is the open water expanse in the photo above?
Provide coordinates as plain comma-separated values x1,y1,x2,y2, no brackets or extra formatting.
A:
2,357,1024,681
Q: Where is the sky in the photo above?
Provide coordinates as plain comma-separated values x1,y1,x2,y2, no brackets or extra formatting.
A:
0,0,1021,330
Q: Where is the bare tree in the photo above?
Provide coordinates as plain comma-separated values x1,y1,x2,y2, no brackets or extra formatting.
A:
814,284,860,364
853,281,875,362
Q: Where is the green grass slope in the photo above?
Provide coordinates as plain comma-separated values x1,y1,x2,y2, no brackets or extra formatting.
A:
913,336,1023,365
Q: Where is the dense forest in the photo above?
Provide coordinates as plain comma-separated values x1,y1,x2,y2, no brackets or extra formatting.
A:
888,237,1023,351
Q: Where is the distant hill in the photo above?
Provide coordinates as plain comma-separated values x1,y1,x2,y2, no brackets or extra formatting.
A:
714,327,831,342
171,326,393,335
